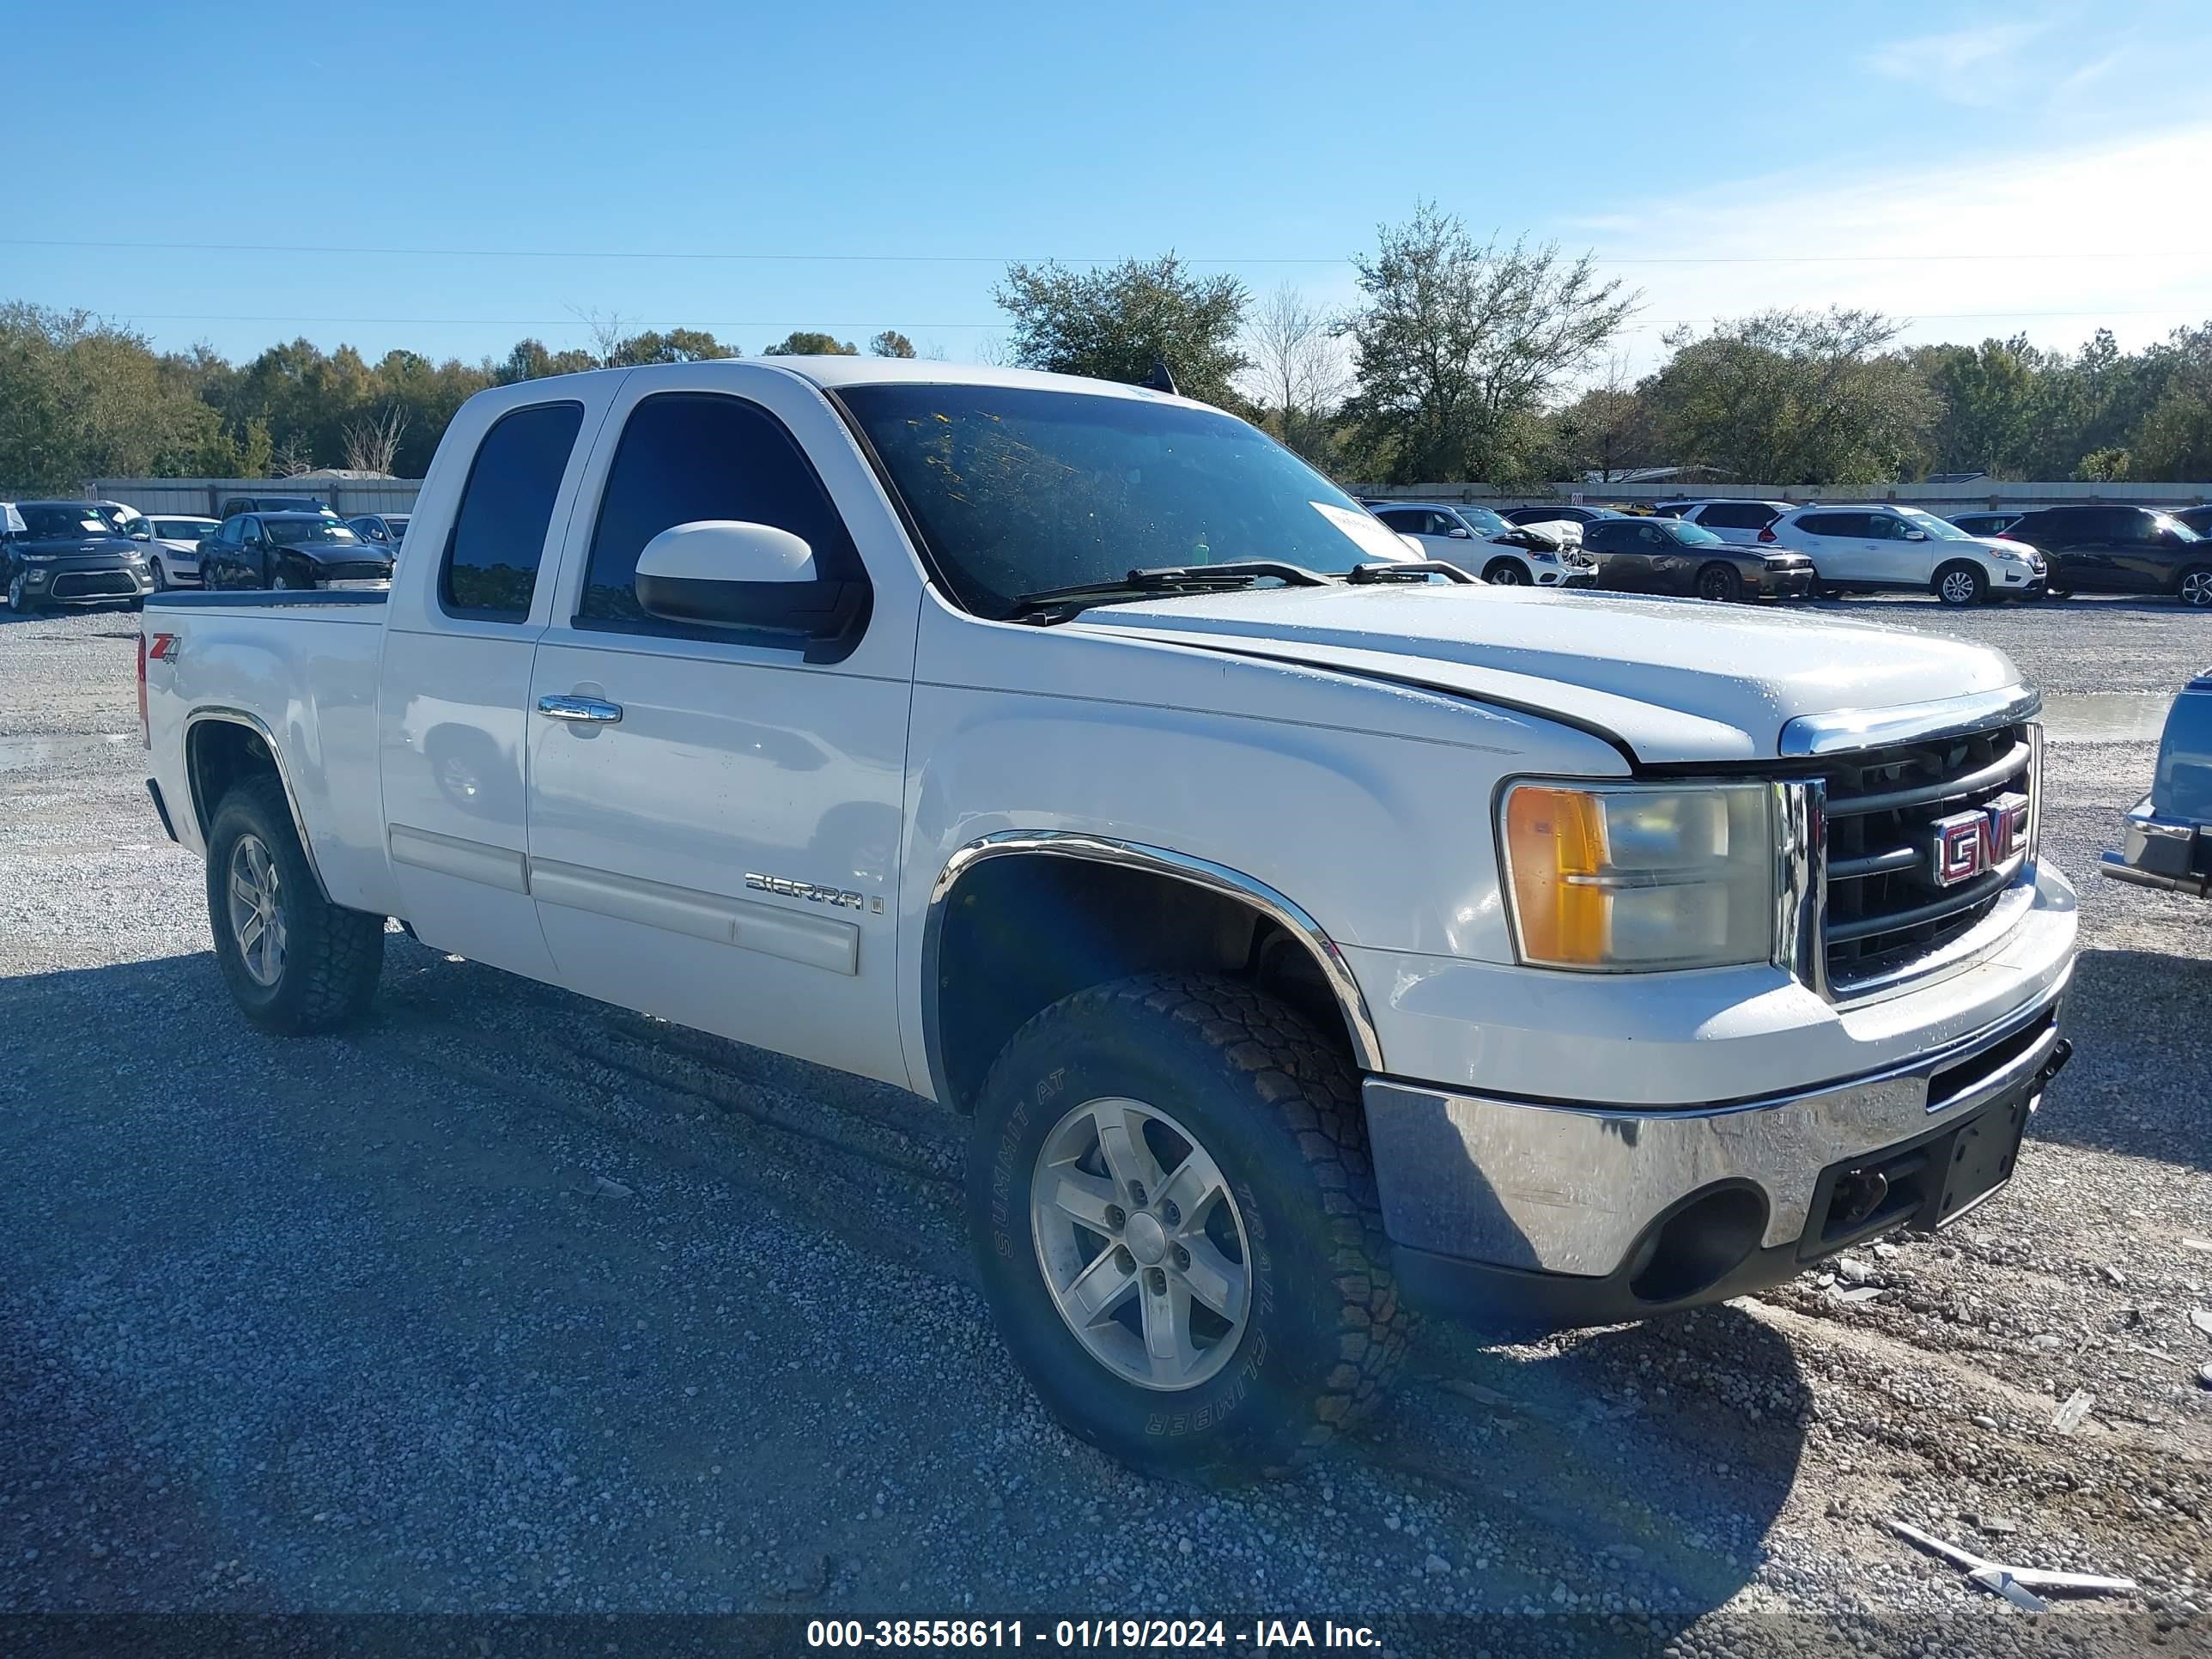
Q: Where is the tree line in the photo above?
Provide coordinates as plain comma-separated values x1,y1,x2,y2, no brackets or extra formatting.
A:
3,204,2208,491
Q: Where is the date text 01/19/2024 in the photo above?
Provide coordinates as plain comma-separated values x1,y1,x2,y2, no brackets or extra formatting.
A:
805,1620,1380,1650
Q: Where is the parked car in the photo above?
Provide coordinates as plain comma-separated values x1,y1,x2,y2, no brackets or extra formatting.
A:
1763,503,2045,605
1501,504,1626,527
2172,505,2212,538
198,512,393,591
1646,500,1796,545
1366,501,1593,587
3,500,153,612
1995,505,2209,605
143,358,2077,1482
1583,516,1814,602
347,514,410,555
217,494,337,520
134,514,222,590
1949,510,2027,539
2102,672,2212,898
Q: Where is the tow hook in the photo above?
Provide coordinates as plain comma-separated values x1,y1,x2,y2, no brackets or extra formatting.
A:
2038,1037,2074,1085
1832,1169,1890,1229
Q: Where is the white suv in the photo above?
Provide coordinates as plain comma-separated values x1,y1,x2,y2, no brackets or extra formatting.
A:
1367,501,1595,587
1653,499,1795,545
1763,504,2046,605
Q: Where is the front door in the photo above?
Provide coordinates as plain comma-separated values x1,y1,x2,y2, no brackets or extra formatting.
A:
523,372,914,1089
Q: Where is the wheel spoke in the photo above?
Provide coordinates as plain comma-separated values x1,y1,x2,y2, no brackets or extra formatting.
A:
1044,1167,1119,1234
1092,1101,1164,1199
1155,1148,1225,1229
1140,1272,1196,1382
231,873,258,909
1176,1237,1247,1324
1061,1246,1137,1325
238,910,265,951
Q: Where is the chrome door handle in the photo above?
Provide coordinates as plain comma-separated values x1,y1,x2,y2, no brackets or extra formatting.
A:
537,694,623,725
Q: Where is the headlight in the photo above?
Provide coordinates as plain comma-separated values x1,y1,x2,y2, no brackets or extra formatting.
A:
1500,782,1775,970
1530,548,1559,562
20,550,60,562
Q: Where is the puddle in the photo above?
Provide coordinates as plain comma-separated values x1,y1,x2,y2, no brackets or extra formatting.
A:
0,732,136,771
2039,692,2173,744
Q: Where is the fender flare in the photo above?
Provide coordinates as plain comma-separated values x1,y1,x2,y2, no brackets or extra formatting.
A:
184,706,332,898
920,830,1385,1104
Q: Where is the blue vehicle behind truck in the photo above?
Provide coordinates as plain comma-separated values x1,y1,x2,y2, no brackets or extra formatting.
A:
2103,671,2212,898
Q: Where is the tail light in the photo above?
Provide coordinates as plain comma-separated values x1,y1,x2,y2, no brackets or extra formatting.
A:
1756,525,1778,544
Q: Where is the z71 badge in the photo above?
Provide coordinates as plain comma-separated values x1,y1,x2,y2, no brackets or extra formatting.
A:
745,872,867,910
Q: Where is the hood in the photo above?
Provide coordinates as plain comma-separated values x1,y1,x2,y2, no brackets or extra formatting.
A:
19,535,142,561
1069,584,2024,763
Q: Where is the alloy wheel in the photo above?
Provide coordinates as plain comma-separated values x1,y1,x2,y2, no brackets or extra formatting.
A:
1941,570,1979,605
1030,1096,1252,1391
2181,569,2212,608
227,833,288,988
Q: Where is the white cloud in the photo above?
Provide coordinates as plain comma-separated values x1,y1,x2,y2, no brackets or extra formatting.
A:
1864,19,2055,103
1580,123,2212,374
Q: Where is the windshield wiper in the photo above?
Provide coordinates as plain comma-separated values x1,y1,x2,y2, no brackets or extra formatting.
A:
1344,560,1477,585
1006,561,1331,621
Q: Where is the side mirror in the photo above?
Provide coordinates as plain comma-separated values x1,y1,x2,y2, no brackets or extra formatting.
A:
1904,529,1928,541
634,520,866,638
1446,526,1471,538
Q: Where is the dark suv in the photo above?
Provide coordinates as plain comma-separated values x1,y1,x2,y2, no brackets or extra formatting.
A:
1999,505,2209,605
3,500,153,612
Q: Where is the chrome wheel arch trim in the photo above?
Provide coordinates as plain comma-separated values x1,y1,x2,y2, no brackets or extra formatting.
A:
182,706,331,898
921,830,1386,1105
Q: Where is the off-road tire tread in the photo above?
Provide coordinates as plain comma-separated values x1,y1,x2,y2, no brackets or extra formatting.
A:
984,972,1408,1473
210,775,384,1034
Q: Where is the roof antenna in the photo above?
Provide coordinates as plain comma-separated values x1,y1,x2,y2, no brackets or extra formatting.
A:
1144,357,1178,395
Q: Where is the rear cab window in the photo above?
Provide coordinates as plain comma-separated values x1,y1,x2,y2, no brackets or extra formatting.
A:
439,400,586,621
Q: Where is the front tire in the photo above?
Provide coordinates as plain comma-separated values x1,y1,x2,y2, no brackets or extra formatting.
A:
205,775,384,1034
1694,562,1741,603
1935,562,1988,606
1480,557,1529,586
968,975,1406,1483
2178,566,2212,608
6,571,36,613
149,557,169,592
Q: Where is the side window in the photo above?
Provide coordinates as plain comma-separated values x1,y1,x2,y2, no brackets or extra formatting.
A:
440,400,585,622
2109,510,2156,543
1796,512,1860,538
1375,509,1419,533
1863,514,1900,539
578,392,866,632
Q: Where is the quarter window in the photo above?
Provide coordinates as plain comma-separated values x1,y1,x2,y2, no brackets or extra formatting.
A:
439,400,584,621
578,392,865,631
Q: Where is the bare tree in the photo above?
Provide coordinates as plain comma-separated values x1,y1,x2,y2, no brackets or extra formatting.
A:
269,434,316,477
339,403,410,474
569,306,635,368
1243,284,1349,460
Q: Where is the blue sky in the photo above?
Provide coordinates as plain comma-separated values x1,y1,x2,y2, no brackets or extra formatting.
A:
9,0,2209,382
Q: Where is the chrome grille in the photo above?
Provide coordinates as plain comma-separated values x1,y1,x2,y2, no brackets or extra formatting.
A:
1819,720,2036,993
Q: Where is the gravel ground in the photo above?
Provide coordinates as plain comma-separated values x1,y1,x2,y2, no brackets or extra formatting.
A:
1,594,2207,1657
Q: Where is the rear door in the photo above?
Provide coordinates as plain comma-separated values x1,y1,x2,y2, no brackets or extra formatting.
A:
2051,508,2132,592
378,386,612,979
522,368,916,1089
1788,511,1875,581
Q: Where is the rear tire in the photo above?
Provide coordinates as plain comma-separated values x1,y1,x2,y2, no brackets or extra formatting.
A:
1694,562,1741,603
2178,566,2212,608
205,774,384,1034
968,974,1407,1483
1934,562,1987,607
1480,558,1529,586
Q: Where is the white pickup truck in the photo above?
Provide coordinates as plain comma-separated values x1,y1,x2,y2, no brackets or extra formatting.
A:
142,359,2078,1480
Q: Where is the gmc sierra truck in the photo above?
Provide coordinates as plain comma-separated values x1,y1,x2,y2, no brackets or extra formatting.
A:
142,359,2078,1480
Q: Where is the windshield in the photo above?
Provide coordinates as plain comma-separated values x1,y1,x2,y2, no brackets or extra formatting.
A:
18,506,111,538
2152,514,2203,542
265,520,362,546
1901,509,1970,540
1460,507,1511,536
1664,520,1726,547
840,385,1407,616
386,516,409,535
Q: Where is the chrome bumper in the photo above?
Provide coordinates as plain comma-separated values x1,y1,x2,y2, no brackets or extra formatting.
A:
1364,969,2069,1278
2100,796,2209,897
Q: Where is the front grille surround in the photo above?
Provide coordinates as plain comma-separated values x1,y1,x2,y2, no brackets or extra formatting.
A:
1771,703,2042,1003
52,570,139,598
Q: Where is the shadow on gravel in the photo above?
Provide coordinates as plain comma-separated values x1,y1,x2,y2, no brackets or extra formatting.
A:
2030,945,2212,1171
1362,1306,1806,1626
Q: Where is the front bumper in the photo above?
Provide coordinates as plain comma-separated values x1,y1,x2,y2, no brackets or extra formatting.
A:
1753,566,1814,597
1533,562,1595,587
1370,974,2072,1327
19,559,152,603
2100,794,2209,896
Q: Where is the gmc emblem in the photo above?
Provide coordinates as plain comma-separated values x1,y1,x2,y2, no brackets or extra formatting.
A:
1930,791,2030,887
